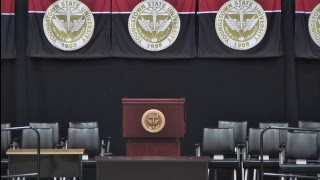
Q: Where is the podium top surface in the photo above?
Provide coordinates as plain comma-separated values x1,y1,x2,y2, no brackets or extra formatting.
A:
122,98,185,104
6,149,84,155
96,156,210,162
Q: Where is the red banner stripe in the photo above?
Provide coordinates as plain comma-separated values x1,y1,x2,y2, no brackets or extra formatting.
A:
295,0,319,12
199,0,281,12
112,0,196,12
1,0,15,13
29,0,111,12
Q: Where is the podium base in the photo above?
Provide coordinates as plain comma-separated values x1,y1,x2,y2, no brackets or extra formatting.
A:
127,141,180,156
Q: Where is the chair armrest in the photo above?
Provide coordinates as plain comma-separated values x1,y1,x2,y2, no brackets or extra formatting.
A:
195,143,201,157
55,144,64,149
100,137,112,156
10,138,20,149
59,137,67,148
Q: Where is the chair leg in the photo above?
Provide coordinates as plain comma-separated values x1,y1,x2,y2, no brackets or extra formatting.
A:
241,162,244,180
214,169,217,180
242,148,246,180
253,169,256,180
244,169,248,180
289,174,293,180
233,169,237,180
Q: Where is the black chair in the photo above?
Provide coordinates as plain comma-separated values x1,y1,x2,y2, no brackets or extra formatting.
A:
279,132,320,178
29,122,63,148
21,128,54,149
68,122,111,155
67,128,100,157
259,122,288,147
298,121,320,129
243,128,280,180
201,128,239,180
298,121,320,150
1,124,11,157
67,127,106,180
1,123,11,176
218,121,247,179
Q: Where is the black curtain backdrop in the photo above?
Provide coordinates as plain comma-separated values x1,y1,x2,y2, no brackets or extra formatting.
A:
1,0,320,179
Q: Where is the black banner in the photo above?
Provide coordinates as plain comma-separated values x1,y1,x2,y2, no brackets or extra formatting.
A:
111,0,197,59
27,0,111,59
295,0,320,59
1,0,16,59
198,0,283,58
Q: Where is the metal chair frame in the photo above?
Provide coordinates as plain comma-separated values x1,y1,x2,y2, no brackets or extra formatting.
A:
1,126,40,180
260,126,320,180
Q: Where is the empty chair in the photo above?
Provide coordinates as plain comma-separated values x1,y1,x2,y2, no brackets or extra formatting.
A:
218,121,247,180
29,122,62,148
1,123,11,157
298,121,320,150
1,123,11,176
298,121,320,129
68,122,111,155
279,132,320,177
21,128,54,149
201,128,239,180
259,122,288,147
218,121,248,156
67,128,100,157
243,128,280,180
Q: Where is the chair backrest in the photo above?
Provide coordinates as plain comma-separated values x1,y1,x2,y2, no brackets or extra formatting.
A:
30,122,60,146
285,132,318,160
202,128,235,155
67,128,100,156
69,122,98,128
1,123,11,157
298,121,320,129
247,128,280,155
298,120,320,150
22,128,54,149
218,121,247,146
259,122,288,147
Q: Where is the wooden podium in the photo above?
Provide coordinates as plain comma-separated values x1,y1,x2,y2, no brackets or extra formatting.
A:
122,98,185,156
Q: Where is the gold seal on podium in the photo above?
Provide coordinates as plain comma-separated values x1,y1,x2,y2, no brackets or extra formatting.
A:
141,109,165,133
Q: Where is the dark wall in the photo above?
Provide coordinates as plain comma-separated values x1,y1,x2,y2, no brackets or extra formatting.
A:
1,0,319,158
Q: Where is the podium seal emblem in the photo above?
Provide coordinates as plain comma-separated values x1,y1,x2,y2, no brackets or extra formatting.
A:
43,0,95,51
141,109,165,133
308,3,320,47
215,0,267,50
128,0,180,51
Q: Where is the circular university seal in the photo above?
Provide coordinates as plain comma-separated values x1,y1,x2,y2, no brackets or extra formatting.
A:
141,109,165,133
43,0,94,51
215,0,267,50
128,0,180,51
308,3,320,47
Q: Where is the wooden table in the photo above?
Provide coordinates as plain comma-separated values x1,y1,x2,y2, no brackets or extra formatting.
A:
96,156,210,180
7,149,84,178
